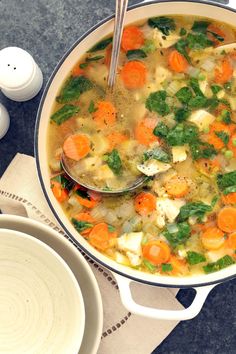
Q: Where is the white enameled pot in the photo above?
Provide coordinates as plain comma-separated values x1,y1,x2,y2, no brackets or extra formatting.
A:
35,0,236,321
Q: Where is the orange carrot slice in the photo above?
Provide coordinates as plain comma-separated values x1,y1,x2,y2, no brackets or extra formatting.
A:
93,101,117,127
73,212,95,235
214,57,233,84
207,122,232,150
63,134,90,161
121,26,144,52
106,132,128,151
88,223,117,251
51,180,68,203
222,192,236,205
217,207,236,233
227,232,236,249
168,256,188,276
72,64,85,77
195,158,220,175
134,192,156,215
120,61,147,89
201,227,225,250
134,119,159,146
165,176,189,198
142,240,171,265
168,50,188,73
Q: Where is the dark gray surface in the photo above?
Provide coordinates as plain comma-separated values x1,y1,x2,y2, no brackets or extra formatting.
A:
1,1,236,353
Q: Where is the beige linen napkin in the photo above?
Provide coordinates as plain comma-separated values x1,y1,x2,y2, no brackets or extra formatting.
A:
0,153,184,354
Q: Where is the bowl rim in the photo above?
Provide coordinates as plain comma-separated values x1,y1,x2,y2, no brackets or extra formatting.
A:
0,227,85,354
35,0,236,289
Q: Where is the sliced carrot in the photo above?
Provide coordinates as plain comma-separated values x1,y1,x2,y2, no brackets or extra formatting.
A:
72,64,85,77
63,134,90,161
214,57,233,84
93,101,117,127
73,212,95,235
51,180,68,203
76,194,97,209
121,26,144,52
228,133,236,158
142,240,171,265
134,119,159,146
201,227,225,250
88,223,117,251
207,24,225,45
195,158,220,175
227,232,236,249
217,206,236,233
222,192,236,205
106,131,129,151
168,50,188,73
207,122,232,150
165,176,189,198
134,192,156,215
168,256,188,276
104,43,112,67
120,61,147,89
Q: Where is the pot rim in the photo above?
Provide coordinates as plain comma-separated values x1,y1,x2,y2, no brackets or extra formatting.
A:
35,0,236,289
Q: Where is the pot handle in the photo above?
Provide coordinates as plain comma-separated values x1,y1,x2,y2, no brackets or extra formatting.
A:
113,273,216,320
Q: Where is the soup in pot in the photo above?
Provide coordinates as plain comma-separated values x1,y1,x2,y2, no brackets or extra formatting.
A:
48,15,236,276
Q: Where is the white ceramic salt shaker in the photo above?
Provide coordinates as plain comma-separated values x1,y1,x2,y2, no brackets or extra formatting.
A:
0,47,43,102
0,103,10,139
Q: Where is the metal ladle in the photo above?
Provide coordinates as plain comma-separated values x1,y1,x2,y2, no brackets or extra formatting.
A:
61,0,147,194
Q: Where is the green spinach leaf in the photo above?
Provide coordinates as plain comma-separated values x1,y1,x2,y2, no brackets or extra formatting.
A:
148,16,176,35
57,76,93,103
177,201,212,222
72,218,94,233
166,123,199,146
187,251,206,265
105,149,122,175
143,147,171,163
174,107,190,122
88,36,112,52
217,171,236,191
161,263,173,272
50,104,80,125
203,255,235,274
153,122,169,138
146,90,170,116
163,222,191,247
175,87,193,104
189,141,216,160
126,49,147,60
215,131,229,145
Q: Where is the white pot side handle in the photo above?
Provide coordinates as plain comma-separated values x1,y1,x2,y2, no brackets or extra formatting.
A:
113,273,216,321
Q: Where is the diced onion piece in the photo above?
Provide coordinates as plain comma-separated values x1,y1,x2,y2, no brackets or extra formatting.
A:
172,145,188,163
156,198,186,223
200,59,215,72
189,109,215,131
137,159,171,176
166,80,183,96
152,29,180,48
187,66,200,77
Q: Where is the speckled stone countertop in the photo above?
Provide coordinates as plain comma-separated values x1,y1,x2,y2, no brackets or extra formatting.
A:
1,1,236,353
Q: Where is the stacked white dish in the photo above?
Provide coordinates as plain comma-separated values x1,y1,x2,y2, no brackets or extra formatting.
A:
0,215,103,354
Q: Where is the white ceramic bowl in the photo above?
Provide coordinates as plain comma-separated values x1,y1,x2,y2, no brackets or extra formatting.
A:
0,228,85,354
0,214,103,354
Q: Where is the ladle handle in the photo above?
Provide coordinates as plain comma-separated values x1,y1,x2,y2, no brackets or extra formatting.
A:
107,0,128,89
